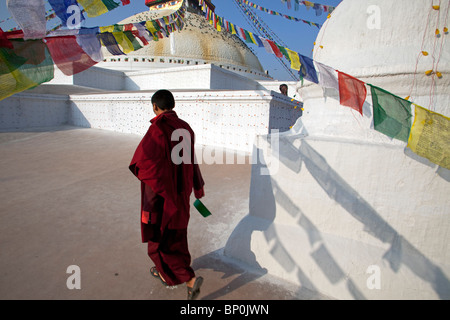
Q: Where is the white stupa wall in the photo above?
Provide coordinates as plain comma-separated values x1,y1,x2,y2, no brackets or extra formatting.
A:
224,128,450,300
124,64,263,91
68,89,300,153
224,0,450,299
0,61,301,154
0,93,68,129
0,89,300,154
44,64,270,92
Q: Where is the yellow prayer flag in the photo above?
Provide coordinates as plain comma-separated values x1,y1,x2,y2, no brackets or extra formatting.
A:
100,25,114,33
407,105,450,169
112,31,134,54
0,68,38,101
78,0,109,18
248,31,257,45
230,23,237,35
285,48,301,71
146,21,158,33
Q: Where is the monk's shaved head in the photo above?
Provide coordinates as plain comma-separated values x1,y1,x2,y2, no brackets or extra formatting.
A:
152,89,175,111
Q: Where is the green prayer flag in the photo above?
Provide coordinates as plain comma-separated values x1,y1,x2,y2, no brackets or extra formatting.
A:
277,45,289,60
0,39,54,101
124,31,143,51
102,0,120,11
243,29,253,44
370,85,412,142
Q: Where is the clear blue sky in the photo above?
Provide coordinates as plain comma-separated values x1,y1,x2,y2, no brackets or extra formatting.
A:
0,0,342,80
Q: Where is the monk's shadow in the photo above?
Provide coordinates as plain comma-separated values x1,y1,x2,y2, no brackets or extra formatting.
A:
191,248,268,300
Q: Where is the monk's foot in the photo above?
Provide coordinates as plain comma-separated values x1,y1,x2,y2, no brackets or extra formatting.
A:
150,266,178,289
187,276,203,300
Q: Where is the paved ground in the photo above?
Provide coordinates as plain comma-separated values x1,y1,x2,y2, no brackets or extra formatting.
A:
0,126,332,300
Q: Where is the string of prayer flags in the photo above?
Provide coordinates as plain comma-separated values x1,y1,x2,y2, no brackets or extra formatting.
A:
0,39,54,101
0,3,185,101
281,0,336,15
338,71,367,115
218,0,449,168
44,36,97,75
407,105,450,169
239,0,322,28
198,1,450,167
201,6,323,84
6,0,47,40
77,0,120,18
370,85,412,142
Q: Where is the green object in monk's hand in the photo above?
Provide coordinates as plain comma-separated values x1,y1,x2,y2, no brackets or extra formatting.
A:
194,199,212,217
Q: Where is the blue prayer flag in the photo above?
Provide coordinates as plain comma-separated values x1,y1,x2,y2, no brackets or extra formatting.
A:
48,0,85,27
298,54,319,84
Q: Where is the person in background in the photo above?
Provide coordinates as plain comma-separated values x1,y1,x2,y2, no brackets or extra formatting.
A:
279,83,288,96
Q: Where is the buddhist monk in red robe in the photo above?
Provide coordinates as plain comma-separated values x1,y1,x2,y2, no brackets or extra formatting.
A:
129,89,205,300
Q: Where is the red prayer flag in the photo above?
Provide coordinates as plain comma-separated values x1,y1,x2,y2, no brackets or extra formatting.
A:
132,30,149,46
238,27,246,40
45,36,98,76
123,23,133,31
338,71,367,115
267,39,283,58
0,28,13,49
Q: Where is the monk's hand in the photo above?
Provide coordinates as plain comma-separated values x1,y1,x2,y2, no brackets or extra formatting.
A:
194,187,205,199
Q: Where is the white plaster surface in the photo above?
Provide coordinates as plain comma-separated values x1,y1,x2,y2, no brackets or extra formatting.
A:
0,64,301,155
69,89,300,153
230,133,450,299
224,0,450,300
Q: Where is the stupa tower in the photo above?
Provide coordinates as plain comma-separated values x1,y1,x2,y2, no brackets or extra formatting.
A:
98,0,268,79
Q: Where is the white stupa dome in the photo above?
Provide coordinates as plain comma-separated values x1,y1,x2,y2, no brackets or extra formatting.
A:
309,0,449,112
238,1,450,301
98,5,268,79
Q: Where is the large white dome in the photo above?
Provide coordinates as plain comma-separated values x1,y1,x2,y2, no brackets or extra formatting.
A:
314,0,450,77
296,0,449,142
304,0,449,114
99,8,267,79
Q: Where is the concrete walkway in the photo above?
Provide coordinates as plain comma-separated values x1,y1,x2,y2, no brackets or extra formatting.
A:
0,126,331,300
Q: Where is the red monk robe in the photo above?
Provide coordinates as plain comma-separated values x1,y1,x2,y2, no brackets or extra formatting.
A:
129,110,204,286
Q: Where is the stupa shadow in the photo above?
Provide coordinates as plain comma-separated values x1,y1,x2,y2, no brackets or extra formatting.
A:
224,137,450,299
